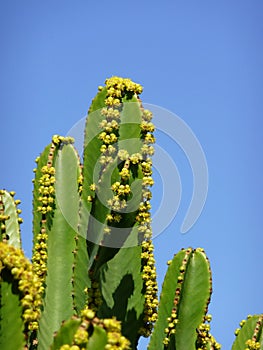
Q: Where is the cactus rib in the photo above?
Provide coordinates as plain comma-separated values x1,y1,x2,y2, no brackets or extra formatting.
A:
0,189,22,248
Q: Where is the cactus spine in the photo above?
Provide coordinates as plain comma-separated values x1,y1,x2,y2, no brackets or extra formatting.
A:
0,77,261,349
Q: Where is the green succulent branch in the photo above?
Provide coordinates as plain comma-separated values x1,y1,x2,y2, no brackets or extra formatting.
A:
0,77,261,350
232,314,263,350
80,78,158,345
148,247,220,350
0,242,42,349
51,308,130,350
0,189,23,247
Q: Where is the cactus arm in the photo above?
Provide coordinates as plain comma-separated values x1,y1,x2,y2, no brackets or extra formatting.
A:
37,140,80,350
175,248,212,349
0,242,42,348
148,248,213,350
0,280,25,350
0,190,22,248
51,308,129,350
80,78,157,348
50,318,82,350
78,88,107,251
0,191,24,349
86,326,108,349
32,143,54,249
232,314,263,350
148,249,186,350
51,322,108,350
82,79,146,256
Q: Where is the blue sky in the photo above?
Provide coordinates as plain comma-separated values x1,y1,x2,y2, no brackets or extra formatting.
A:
1,1,263,348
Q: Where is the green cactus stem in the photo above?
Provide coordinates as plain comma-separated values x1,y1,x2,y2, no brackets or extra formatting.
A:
51,307,130,350
77,77,157,347
32,136,82,350
148,247,220,350
232,314,263,350
80,77,154,251
0,242,42,349
0,189,22,247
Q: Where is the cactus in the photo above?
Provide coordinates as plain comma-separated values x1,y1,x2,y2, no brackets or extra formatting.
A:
0,76,261,349
148,247,220,350
232,315,263,350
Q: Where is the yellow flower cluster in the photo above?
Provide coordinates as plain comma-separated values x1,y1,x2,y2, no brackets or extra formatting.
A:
107,196,127,212
87,279,102,312
163,309,178,345
0,242,42,331
245,339,261,350
101,107,120,120
142,109,153,121
33,141,58,290
106,213,122,223
52,135,75,145
60,346,81,350
144,133,155,144
37,165,56,214
59,308,130,350
99,131,118,145
32,228,48,282
100,144,116,155
140,121,155,133
73,327,89,346
136,201,151,224
119,167,130,181
196,321,221,350
100,119,119,132
141,144,154,156
139,239,158,337
78,171,83,194
117,149,129,161
111,182,131,197
105,76,143,99
129,153,142,164
97,77,144,172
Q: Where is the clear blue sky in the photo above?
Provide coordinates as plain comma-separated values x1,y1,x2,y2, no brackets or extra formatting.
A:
1,1,263,349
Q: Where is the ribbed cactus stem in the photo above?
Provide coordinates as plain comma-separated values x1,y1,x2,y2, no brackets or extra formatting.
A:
51,307,130,350
162,248,193,346
32,137,58,286
82,77,155,249
232,314,263,350
77,77,158,348
0,242,42,332
0,189,22,247
148,248,219,350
